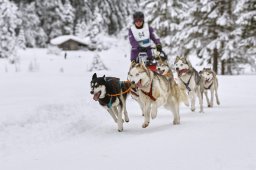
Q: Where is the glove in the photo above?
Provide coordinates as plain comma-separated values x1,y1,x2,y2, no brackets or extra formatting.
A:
156,44,162,52
137,46,147,52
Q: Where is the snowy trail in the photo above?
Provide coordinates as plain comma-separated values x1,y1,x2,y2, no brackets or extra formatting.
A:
0,48,256,170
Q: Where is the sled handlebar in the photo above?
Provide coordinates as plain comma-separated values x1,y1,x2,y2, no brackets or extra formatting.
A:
132,47,168,59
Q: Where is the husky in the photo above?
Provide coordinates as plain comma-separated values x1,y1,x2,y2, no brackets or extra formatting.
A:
174,56,204,112
155,56,174,81
127,62,186,128
90,73,131,132
199,68,220,107
156,56,189,107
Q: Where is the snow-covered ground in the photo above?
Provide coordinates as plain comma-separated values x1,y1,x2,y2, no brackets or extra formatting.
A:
0,40,256,170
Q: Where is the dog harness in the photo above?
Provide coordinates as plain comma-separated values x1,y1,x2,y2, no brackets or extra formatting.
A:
204,81,213,90
106,81,131,108
130,88,139,97
141,81,156,101
180,74,193,92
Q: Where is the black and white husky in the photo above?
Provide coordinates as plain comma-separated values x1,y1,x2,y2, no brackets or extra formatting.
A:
90,73,131,132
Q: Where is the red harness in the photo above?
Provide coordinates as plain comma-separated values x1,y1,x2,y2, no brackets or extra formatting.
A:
141,81,156,101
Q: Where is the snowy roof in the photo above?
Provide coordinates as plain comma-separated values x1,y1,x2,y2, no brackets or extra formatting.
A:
50,35,89,46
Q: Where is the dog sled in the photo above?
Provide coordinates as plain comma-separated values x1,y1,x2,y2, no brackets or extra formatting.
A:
135,47,168,72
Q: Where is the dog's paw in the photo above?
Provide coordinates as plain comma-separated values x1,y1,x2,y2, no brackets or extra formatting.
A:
151,112,157,119
217,101,220,105
184,102,189,107
125,118,129,123
208,104,213,107
118,128,123,132
173,120,180,125
191,108,195,112
142,122,149,128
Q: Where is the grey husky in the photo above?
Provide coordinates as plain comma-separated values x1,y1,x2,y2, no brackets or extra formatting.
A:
128,62,187,128
199,68,220,107
174,56,204,112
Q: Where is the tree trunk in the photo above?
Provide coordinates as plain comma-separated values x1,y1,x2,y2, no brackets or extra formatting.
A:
221,59,225,75
213,48,218,74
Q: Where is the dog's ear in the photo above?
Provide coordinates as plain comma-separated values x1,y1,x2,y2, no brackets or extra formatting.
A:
129,61,136,70
140,60,147,71
92,73,97,79
103,75,106,81
174,56,180,64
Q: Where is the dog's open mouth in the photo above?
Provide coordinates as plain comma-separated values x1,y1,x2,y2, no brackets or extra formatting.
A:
158,70,165,75
93,91,101,101
136,79,142,88
206,78,212,83
178,69,188,76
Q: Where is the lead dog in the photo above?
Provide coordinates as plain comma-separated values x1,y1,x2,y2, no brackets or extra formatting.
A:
199,68,220,107
174,56,204,112
128,62,186,128
90,73,131,132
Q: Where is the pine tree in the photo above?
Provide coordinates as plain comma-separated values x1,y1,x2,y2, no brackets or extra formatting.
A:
75,20,87,38
142,0,190,59
234,0,256,72
88,54,108,71
94,0,132,35
17,29,26,49
0,0,21,60
35,0,64,41
19,2,47,47
62,0,75,35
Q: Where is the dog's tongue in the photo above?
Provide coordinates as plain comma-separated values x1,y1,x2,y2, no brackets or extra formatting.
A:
179,69,188,76
136,80,142,88
93,92,101,101
158,70,164,75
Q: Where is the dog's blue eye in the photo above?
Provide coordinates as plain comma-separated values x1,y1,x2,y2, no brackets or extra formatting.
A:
180,64,183,66
136,73,139,76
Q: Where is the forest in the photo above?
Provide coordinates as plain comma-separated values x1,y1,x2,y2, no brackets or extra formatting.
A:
0,0,255,74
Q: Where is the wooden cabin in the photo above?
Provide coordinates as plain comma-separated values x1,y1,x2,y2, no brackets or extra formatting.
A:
50,35,89,50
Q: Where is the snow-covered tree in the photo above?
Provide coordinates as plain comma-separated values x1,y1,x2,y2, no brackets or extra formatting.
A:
94,0,132,35
88,54,108,71
142,0,190,59
234,0,256,72
19,2,47,47
17,29,26,49
0,0,21,60
171,0,238,74
62,0,75,35
35,0,64,41
75,20,87,38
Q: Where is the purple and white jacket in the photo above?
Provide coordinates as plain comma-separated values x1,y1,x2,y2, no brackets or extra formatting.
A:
128,23,161,61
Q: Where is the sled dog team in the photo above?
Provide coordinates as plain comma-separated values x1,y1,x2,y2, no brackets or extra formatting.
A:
90,56,220,132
